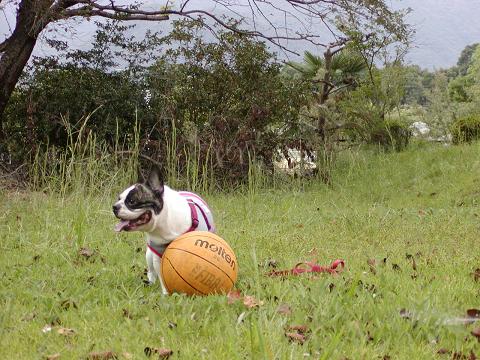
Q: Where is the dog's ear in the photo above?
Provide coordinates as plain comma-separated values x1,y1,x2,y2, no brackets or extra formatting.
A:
136,165,145,184
146,165,164,197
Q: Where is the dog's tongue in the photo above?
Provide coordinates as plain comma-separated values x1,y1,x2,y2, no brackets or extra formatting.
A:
114,220,130,232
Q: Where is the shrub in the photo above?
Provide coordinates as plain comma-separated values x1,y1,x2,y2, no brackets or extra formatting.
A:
369,119,412,151
450,115,480,144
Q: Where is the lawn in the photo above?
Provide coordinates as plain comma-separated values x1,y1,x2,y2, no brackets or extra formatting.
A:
1,141,479,359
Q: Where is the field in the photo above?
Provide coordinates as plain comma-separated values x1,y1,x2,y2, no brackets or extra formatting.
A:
1,141,479,359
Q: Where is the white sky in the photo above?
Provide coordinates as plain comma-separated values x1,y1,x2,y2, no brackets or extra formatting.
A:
1,0,480,69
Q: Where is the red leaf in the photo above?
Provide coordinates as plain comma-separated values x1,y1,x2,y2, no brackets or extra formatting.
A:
226,290,242,304
285,332,306,344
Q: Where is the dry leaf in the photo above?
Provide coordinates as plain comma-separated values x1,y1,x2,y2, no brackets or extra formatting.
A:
285,332,306,344
472,268,480,282
144,347,173,359
86,351,117,359
46,354,61,360
78,247,95,258
243,295,264,308
471,328,480,340
60,299,77,311
286,325,309,334
277,304,292,315
122,308,133,320
437,348,450,355
227,290,242,304
57,327,75,336
122,353,133,360
367,259,376,274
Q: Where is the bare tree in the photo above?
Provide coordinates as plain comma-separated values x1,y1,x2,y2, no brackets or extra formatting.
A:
0,0,410,139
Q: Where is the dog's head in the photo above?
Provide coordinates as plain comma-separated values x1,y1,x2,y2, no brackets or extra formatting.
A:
113,167,164,232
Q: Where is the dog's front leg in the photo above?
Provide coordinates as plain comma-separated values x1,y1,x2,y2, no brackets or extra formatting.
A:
146,247,157,284
146,247,169,295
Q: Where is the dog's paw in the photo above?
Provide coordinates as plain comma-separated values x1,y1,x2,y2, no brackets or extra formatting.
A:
147,271,157,284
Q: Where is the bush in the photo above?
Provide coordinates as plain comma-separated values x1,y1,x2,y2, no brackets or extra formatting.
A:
450,115,480,144
369,119,412,151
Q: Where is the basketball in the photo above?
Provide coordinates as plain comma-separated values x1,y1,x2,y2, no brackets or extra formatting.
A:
161,231,238,296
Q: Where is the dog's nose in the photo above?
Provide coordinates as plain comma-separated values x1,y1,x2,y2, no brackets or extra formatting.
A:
112,204,120,216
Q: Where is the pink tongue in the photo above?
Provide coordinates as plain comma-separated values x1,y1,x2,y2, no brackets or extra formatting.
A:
114,220,130,232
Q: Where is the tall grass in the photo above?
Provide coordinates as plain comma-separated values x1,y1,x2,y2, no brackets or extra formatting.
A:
27,113,283,196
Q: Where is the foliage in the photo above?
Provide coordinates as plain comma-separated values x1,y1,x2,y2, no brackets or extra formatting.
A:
369,118,412,151
450,114,480,144
142,21,310,182
337,65,410,150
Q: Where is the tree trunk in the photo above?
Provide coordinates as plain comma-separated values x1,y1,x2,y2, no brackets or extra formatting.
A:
317,47,332,140
0,0,50,141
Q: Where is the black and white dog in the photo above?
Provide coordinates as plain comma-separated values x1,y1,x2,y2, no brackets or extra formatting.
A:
112,167,215,294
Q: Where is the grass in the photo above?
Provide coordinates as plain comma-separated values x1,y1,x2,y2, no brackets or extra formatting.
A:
1,141,479,359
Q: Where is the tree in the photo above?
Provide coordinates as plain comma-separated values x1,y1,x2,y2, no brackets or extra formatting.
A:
0,0,410,141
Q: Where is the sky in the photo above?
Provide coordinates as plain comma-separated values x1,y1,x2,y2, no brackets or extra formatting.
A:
1,0,480,70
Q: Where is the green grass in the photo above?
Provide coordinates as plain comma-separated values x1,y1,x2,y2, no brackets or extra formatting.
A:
1,141,479,359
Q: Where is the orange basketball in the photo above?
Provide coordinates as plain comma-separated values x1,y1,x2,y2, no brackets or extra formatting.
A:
161,231,238,296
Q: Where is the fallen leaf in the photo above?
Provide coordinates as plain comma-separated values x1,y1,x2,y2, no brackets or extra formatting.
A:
243,295,264,308
392,264,401,271
78,247,95,259
471,328,480,340
285,332,306,344
86,351,117,359
144,347,173,358
437,348,450,355
412,258,417,271
399,308,413,320
33,255,41,261
22,312,36,321
227,290,242,304
286,325,309,334
295,223,304,228
60,299,77,311
167,321,177,329
57,327,75,336
46,354,61,360
472,268,480,282
122,353,133,360
367,258,376,274
467,309,480,319
277,304,292,315
122,309,133,320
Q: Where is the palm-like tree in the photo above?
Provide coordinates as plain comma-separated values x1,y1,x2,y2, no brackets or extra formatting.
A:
287,48,367,139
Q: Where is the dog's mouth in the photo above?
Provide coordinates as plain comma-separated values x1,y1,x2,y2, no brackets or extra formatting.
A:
114,211,152,232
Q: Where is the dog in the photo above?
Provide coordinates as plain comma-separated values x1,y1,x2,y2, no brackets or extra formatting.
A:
112,166,215,294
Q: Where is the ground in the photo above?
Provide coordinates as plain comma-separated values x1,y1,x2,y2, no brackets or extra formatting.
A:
0,141,479,359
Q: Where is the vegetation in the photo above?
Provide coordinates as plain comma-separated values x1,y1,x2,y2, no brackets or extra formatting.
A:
450,115,480,144
1,141,480,359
